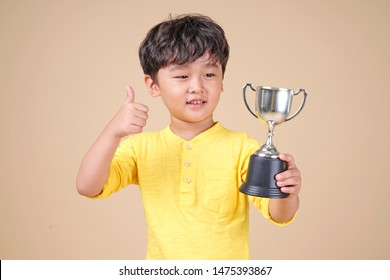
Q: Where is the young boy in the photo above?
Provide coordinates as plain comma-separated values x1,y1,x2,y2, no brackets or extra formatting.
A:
76,14,302,260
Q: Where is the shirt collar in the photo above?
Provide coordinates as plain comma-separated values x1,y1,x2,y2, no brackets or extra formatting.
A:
163,122,224,143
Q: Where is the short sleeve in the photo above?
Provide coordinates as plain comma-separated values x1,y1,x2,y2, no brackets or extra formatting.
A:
92,137,138,199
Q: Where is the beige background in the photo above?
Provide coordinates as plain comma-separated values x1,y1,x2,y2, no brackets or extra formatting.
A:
1,0,389,259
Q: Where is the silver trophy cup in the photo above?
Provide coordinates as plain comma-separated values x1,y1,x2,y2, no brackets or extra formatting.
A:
240,84,307,198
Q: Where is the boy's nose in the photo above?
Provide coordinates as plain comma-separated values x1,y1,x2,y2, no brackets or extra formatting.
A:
189,77,205,94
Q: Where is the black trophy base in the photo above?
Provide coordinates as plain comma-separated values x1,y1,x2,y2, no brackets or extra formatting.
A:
240,154,288,198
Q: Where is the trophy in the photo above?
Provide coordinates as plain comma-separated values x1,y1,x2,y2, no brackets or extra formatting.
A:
240,84,307,198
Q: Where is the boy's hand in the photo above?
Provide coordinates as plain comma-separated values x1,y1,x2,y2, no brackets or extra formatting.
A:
106,86,149,138
276,153,302,195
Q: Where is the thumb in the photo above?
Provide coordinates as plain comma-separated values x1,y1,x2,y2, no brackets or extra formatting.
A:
125,86,135,104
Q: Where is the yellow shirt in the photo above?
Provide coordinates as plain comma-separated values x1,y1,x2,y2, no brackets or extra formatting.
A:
94,122,293,259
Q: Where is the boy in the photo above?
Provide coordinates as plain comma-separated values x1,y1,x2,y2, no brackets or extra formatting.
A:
76,14,302,260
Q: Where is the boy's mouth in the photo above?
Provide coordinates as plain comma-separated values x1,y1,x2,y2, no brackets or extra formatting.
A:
186,100,206,105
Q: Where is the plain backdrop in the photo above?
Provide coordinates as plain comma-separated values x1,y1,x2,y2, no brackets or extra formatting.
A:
1,0,389,259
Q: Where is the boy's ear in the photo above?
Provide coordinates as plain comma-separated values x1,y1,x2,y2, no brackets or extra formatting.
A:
144,75,160,97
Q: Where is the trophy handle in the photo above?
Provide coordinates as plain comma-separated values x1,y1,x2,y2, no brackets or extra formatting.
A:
285,89,308,122
243,83,258,118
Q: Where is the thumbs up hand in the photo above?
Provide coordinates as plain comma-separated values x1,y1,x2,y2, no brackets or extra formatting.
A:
107,86,149,138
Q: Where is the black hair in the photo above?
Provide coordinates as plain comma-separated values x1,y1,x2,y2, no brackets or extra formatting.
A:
139,14,230,82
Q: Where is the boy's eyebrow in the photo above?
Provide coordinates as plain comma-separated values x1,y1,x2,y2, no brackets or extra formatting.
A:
168,65,189,71
204,62,220,68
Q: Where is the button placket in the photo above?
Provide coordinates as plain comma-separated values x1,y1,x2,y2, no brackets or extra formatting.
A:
180,142,194,194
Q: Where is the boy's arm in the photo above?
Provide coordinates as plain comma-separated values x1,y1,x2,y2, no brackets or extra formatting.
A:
268,153,301,223
76,86,148,197
269,194,299,223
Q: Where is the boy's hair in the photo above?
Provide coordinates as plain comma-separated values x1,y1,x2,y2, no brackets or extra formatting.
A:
139,14,230,82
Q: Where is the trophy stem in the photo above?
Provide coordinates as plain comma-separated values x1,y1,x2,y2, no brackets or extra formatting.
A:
254,120,279,158
265,121,275,149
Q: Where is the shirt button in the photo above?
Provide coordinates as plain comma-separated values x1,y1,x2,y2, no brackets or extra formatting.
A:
186,144,193,150
184,177,191,183
184,160,191,167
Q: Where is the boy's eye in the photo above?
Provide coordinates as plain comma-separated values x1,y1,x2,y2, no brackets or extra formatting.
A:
175,75,189,79
206,73,216,77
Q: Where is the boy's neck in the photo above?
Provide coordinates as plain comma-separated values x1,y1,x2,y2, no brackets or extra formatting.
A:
169,118,216,141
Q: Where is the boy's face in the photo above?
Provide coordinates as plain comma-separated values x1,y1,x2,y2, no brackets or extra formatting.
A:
145,53,224,127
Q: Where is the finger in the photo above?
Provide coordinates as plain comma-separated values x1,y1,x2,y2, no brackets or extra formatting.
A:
133,103,149,113
276,176,301,187
135,111,149,122
127,103,148,119
279,153,297,169
128,124,144,134
129,106,149,126
129,118,147,129
125,86,135,104
276,168,300,181
280,185,300,195
132,112,149,126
